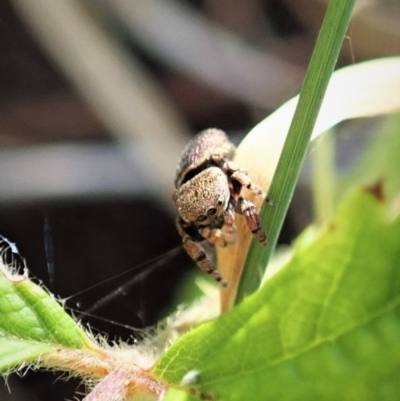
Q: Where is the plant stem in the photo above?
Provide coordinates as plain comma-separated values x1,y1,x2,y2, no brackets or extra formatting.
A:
235,0,356,304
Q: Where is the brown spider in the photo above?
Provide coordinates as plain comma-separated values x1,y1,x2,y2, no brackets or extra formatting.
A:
173,128,268,287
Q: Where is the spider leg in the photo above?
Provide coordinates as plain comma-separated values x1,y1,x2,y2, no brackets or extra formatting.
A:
176,218,228,287
198,226,229,247
236,197,267,245
198,203,237,246
183,238,228,287
219,160,273,205
209,158,269,243
230,169,265,197
221,201,237,244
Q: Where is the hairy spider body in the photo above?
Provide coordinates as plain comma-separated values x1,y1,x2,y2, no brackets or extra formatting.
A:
173,128,267,287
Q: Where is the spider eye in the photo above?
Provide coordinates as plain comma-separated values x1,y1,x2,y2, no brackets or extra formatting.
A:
207,208,217,216
217,200,223,206
197,215,207,222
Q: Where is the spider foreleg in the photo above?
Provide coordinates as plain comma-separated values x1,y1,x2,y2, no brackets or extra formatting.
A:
182,238,228,287
236,197,267,245
221,201,237,244
176,218,228,287
230,169,265,197
198,226,229,247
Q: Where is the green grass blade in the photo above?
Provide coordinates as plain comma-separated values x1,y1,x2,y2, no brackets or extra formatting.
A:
235,0,356,304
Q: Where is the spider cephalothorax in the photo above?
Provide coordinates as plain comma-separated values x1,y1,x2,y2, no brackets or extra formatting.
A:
173,128,267,287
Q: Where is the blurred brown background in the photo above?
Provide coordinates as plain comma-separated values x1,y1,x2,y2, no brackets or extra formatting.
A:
0,0,399,400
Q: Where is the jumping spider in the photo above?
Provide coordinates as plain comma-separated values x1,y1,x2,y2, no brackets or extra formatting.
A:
173,128,268,287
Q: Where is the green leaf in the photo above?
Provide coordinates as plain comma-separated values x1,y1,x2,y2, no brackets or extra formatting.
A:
154,186,400,400
0,339,52,372
162,388,200,401
0,263,95,372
